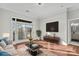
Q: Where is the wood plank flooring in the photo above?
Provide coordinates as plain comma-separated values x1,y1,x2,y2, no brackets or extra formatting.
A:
33,40,79,56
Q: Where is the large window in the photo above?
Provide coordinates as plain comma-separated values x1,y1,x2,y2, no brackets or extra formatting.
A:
12,18,32,41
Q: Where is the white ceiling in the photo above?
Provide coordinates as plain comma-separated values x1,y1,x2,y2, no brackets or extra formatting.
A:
0,3,79,20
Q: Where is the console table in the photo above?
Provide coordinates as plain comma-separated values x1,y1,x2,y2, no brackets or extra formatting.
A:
43,36,60,44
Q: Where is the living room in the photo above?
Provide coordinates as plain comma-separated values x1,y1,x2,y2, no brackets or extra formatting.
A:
0,3,79,56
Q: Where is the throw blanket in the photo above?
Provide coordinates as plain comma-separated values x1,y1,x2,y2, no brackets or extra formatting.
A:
0,51,11,56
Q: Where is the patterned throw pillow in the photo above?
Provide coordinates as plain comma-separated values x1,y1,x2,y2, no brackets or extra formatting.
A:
3,37,12,45
0,39,6,48
2,37,9,45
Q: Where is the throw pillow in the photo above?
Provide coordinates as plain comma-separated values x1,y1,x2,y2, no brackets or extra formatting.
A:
3,37,12,45
0,39,6,48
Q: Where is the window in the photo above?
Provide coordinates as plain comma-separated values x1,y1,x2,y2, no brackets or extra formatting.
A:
12,18,32,41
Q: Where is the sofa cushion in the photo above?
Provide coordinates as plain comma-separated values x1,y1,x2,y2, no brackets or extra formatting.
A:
2,37,12,45
0,46,4,51
5,45,17,56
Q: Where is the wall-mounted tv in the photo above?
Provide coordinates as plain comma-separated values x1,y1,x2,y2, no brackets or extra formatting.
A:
46,21,59,32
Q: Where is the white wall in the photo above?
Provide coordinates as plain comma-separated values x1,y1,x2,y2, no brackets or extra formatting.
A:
40,9,68,45
68,9,79,20
0,8,37,40
0,9,4,37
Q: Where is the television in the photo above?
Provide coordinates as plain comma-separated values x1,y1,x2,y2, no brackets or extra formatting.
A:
46,21,59,32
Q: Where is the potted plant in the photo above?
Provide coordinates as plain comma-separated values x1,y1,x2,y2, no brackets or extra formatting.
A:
36,30,42,40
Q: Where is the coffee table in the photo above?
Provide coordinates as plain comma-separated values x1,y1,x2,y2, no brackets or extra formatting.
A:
27,44,40,56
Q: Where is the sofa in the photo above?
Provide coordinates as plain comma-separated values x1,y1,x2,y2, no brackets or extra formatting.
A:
0,37,17,56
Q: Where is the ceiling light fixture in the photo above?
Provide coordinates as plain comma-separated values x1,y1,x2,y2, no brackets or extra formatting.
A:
26,10,30,12
36,3,43,6
38,3,42,5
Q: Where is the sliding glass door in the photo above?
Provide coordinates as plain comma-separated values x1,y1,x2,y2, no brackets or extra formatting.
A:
17,22,32,40
12,18,32,41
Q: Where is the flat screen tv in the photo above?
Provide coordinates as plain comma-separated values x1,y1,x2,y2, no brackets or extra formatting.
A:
46,21,59,32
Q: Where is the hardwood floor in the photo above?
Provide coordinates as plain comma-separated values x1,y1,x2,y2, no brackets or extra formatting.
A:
33,40,79,56
15,40,79,56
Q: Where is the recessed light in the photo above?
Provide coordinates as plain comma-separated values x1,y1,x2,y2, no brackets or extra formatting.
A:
36,3,43,6
26,10,30,12
38,3,42,5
